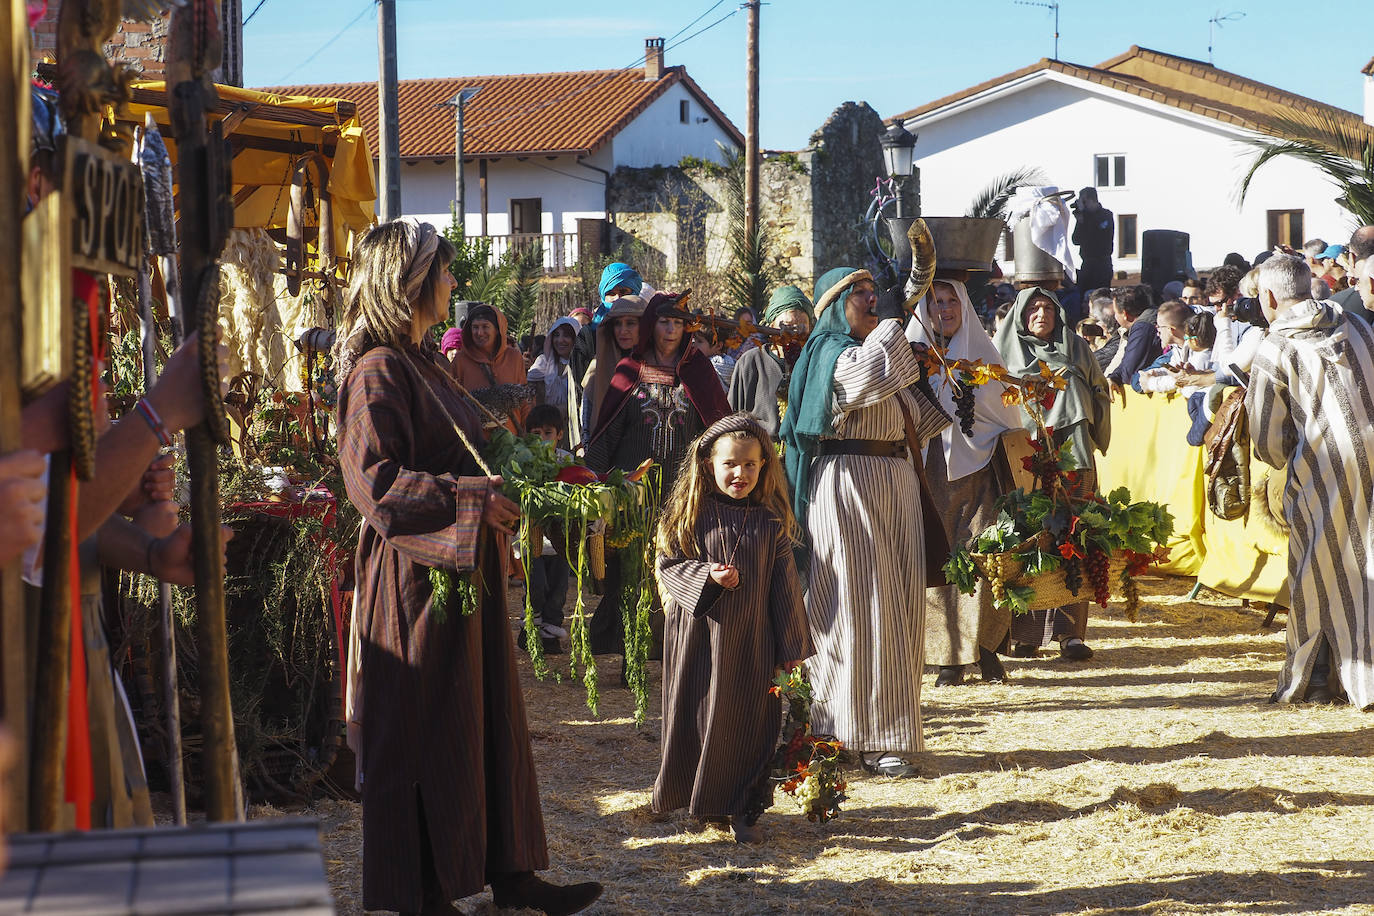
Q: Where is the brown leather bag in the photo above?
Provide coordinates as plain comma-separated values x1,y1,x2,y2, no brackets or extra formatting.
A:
1202,387,1250,520
897,396,951,589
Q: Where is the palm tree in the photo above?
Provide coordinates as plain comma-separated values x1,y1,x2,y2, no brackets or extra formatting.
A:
1239,110,1374,226
965,167,1051,220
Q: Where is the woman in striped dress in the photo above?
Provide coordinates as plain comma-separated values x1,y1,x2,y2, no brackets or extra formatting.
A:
782,268,950,777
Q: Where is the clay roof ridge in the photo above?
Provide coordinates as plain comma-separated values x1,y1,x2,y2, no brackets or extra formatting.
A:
257,67,641,95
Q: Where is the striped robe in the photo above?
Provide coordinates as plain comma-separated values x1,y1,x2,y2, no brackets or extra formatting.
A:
653,497,813,817
339,345,548,912
804,320,950,754
1246,300,1374,710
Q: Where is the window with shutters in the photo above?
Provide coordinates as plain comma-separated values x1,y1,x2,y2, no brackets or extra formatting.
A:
1093,154,1126,188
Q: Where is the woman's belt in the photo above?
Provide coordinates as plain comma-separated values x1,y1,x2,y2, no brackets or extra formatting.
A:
817,439,907,459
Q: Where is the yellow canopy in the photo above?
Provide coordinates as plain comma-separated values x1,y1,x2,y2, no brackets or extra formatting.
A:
120,81,376,250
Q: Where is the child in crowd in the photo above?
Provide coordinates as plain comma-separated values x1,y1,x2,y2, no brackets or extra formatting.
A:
1138,309,1216,395
691,329,736,391
651,413,813,845
525,403,574,653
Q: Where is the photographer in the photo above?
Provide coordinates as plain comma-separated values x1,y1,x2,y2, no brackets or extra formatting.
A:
1071,187,1115,294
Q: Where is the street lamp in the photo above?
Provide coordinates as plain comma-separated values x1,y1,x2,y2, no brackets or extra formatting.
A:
881,122,917,184
442,86,482,234
879,121,918,285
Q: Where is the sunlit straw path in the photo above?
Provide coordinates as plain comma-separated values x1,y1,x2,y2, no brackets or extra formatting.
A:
305,575,1374,915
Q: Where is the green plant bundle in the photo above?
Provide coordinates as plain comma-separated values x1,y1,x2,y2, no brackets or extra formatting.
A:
484,429,660,722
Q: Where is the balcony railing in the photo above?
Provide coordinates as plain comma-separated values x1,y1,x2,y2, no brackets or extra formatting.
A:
481,232,579,275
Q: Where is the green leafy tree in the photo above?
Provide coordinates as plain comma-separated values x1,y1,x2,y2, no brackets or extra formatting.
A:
722,147,780,317
501,242,544,339
443,205,495,316
1240,111,1374,226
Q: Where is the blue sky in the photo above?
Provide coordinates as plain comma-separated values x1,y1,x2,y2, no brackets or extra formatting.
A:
244,0,1372,151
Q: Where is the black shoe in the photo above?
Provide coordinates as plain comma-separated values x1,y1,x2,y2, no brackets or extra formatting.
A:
542,637,564,655
1009,642,1040,658
1303,682,1339,704
978,648,1008,682
490,872,604,916
731,816,763,844
1059,638,1094,661
935,665,965,687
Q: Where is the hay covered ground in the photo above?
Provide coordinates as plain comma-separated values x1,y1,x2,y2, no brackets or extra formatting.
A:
304,577,1374,915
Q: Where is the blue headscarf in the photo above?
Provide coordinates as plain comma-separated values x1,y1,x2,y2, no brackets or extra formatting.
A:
780,267,872,543
593,263,643,325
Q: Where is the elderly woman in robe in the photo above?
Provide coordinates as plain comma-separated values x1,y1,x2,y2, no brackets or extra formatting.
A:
335,219,601,916
782,268,949,778
728,284,814,438
993,287,1111,662
908,279,1023,686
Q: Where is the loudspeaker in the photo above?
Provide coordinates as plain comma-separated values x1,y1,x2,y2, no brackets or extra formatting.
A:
1141,229,1190,295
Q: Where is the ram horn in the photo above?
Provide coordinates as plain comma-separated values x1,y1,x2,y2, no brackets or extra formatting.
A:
903,217,937,307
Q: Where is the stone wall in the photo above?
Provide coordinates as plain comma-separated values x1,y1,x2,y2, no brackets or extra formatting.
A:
605,101,894,294
30,1,243,86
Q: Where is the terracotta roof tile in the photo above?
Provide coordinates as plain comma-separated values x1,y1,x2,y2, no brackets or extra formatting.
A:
263,66,742,160
891,46,1372,141
1363,56,1374,77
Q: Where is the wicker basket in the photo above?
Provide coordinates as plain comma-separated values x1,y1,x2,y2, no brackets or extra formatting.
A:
971,545,1130,611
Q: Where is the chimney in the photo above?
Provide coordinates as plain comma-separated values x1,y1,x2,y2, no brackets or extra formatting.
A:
644,37,665,81
1364,57,1374,127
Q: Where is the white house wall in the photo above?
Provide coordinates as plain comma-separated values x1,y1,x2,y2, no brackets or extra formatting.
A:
398,151,609,237
610,82,739,168
905,76,1355,272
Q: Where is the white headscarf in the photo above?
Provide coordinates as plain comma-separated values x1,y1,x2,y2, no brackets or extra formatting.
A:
906,279,1022,480
529,315,580,405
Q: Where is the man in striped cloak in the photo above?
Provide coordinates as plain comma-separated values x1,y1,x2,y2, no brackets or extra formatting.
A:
1245,253,1374,709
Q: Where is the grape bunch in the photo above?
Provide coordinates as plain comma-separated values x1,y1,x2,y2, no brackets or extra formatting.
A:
1062,554,1084,597
1085,546,1112,608
987,553,1008,606
1122,576,1141,621
952,372,977,438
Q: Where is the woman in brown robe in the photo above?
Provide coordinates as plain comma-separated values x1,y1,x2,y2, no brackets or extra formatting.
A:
653,414,813,843
336,219,601,916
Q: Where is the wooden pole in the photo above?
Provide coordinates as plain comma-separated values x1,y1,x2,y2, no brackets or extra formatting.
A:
167,80,237,823
0,0,31,832
479,158,488,237
454,96,465,231
744,0,760,246
375,0,401,221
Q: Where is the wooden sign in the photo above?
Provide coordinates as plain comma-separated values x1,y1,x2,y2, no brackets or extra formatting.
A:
60,135,144,277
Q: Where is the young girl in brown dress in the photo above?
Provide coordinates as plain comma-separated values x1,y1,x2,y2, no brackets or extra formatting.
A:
652,414,814,844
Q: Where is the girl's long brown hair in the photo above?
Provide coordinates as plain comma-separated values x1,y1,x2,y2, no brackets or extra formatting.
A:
656,424,800,559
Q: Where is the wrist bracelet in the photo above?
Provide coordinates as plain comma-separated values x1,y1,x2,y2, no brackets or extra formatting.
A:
134,398,174,448
145,538,157,577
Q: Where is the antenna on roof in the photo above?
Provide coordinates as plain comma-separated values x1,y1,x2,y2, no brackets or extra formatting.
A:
1014,1,1060,60
1207,10,1244,65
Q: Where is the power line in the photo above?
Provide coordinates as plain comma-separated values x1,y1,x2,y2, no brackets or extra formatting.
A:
666,0,727,44
463,3,741,134
275,1,373,84
243,0,271,26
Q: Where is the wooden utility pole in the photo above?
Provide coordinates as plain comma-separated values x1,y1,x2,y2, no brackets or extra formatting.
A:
1,0,31,831
744,0,760,245
376,0,401,221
